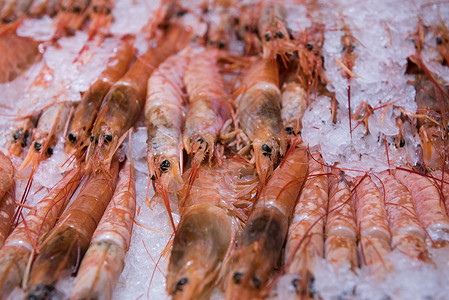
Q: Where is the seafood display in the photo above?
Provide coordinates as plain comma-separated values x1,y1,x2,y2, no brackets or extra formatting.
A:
0,0,449,299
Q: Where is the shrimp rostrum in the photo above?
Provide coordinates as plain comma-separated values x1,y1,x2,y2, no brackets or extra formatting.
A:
167,158,258,300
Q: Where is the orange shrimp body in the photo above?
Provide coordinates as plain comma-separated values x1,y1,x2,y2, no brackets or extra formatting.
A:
183,48,232,165
257,3,295,60
325,170,358,270
88,25,190,171
379,171,428,261
8,116,36,157
53,0,91,37
28,0,61,17
146,53,188,194
284,150,328,295
167,158,256,300
353,175,392,275
71,158,135,300
225,147,308,299
237,58,287,184
281,73,307,138
66,36,134,154
0,152,15,248
26,160,119,299
0,0,32,22
206,5,234,50
0,168,81,299
0,152,14,201
395,168,449,245
86,0,114,38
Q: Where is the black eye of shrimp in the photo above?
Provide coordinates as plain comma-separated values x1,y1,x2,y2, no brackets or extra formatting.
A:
436,36,443,45
292,278,299,290
264,32,271,42
218,41,225,49
46,147,53,156
261,144,271,155
34,142,42,151
90,135,95,142
244,24,249,32
197,138,204,144
233,272,243,284
399,139,405,147
160,160,170,172
175,278,188,291
105,7,111,14
307,43,314,51
13,130,22,141
73,5,81,13
103,135,112,143
68,133,77,144
93,5,98,12
252,277,261,289
285,127,295,135
275,31,284,39
176,9,187,17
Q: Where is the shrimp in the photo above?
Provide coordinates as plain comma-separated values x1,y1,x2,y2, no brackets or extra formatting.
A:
257,3,295,60
87,25,191,171
25,159,119,299
236,58,287,184
52,0,91,38
0,34,41,83
435,21,449,67
70,158,135,300
0,152,15,248
65,36,135,155
430,170,449,213
182,48,232,166
167,158,257,300
0,0,32,23
352,175,392,276
86,0,114,38
394,168,449,246
284,150,328,296
205,4,235,50
28,0,61,17
0,151,14,202
0,167,81,299
281,72,307,138
378,171,429,261
324,169,358,270
236,3,261,55
225,147,308,299
145,53,188,229
8,116,37,157
20,101,72,170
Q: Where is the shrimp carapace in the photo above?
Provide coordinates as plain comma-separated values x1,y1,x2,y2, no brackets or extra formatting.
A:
182,48,232,166
284,150,328,295
225,147,308,299
25,159,119,299
8,116,37,157
0,152,15,248
87,25,191,172
65,35,135,155
167,158,257,300
281,72,307,140
0,167,81,299
70,158,136,300
236,58,287,184
52,0,91,38
86,0,114,38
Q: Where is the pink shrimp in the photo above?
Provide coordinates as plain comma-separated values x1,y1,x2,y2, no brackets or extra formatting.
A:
378,171,429,261
394,168,449,246
0,151,15,248
28,0,62,17
0,167,81,299
324,169,358,270
284,150,328,296
0,0,32,22
86,0,114,38
25,159,119,299
167,158,257,300
353,175,392,276
281,72,307,138
70,157,135,300
236,58,287,184
8,116,37,157
225,147,308,299
52,0,91,38
182,48,232,166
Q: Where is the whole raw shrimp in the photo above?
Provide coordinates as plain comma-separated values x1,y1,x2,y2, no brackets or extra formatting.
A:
166,158,258,300
8,116,37,157
145,52,188,229
87,25,191,172
70,157,135,300
52,0,91,38
86,0,114,38
65,35,134,155
182,48,232,166
225,146,308,299
236,58,287,184
25,159,119,299
281,72,307,139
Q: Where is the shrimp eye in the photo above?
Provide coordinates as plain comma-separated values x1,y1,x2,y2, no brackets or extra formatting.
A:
292,278,299,290
160,160,170,172
264,32,271,42
176,278,188,291
209,40,215,46
151,175,156,181
307,43,314,51
68,133,77,144
90,135,95,142
197,138,204,144
285,127,294,135
233,272,243,284
436,36,443,45
261,144,271,154
46,148,53,156
93,5,98,12
244,24,249,32
103,135,112,143
252,277,261,289
176,9,187,17
62,5,67,11
105,7,111,14
275,31,284,39
73,5,81,13
399,139,405,147
13,130,22,141
34,142,42,151
218,41,225,49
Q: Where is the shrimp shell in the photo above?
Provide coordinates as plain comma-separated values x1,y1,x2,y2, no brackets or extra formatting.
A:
0,0,32,22
86,0,115,38
0,151,14,201
225,147,308,299
324,170,358,269
0,185,15,249
26,159,119,299
281,74,307,137
284,150,328,294
71,158,135,300
394,168,449,244
0,167,81,299
28,0,61,16
430,170,449,213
